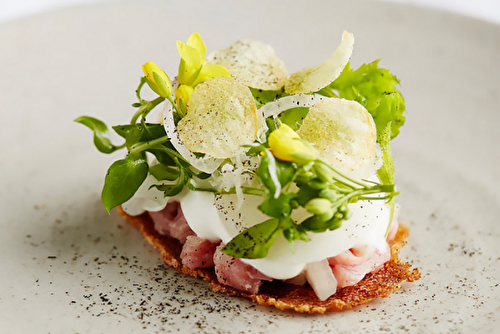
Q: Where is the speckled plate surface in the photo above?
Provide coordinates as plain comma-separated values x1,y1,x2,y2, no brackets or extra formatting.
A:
1,0,499,333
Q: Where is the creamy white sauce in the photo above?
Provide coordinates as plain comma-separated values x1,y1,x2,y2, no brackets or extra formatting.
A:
122,174,170,215
179,188,389,280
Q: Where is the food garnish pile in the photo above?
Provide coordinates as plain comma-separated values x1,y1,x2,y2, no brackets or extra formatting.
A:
76,31,420,313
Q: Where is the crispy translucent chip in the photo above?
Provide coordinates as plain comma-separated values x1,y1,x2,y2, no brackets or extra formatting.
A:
297,98,376,179
177,77,259,159
285,31,354,95
208,40,288,91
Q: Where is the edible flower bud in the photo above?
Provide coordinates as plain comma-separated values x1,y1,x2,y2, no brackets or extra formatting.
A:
305,198,332,215
268,124,318,164
142,61,172,98
175,84,194,109
177,32,230,87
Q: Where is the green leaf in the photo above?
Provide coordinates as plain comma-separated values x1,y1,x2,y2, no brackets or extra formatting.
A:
222,218,281,259
152,166,187,197
258,192,295,218
377,122,397,237
112,123,166,142
278,107,309,131
295,183,320,207
75,116,122,154
125,126,143,150
149,164,179,181
256,150,295,198
249,87,286,108
329,61,406,139
377,122,395,185
148,148,176,166
101,156,149,213
256,150,281,197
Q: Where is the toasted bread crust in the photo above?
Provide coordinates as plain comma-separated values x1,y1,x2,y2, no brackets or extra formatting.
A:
117,206,420,314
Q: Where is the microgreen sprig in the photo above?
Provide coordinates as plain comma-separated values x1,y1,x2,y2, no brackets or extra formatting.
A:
222,128,398,260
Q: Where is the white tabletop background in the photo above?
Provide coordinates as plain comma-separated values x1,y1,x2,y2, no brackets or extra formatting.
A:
1,0,500,24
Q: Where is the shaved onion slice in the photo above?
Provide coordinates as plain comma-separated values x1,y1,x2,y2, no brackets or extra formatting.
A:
256,94,325,142
305,259,338,301
163,99,223,173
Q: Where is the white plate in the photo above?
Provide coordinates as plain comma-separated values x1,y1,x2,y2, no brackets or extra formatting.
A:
0,0,499,333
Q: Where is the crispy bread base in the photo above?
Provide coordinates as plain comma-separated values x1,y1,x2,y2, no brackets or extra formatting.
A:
117,206,420,314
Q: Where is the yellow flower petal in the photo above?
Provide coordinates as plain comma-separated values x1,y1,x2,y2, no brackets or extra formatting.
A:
177,42,204,85
268,124,317,163
175,84,194,109
192,64,231,86
142,61,172,98
186,32,207,59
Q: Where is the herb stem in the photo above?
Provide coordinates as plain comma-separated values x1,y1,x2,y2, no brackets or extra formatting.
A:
129,135,170,156
130,96,165,124
189,185,266,197
165,95,183,118
317,159,368,188
136,77,147,102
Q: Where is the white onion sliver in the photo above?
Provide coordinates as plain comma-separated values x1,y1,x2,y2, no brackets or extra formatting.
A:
304,259,338,301
163,100,223,174
260,94,325,119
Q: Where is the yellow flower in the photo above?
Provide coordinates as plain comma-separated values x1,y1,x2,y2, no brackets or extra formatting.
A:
176,32,230,105
175,84,193,110
142,61,172,98
268,124,318,164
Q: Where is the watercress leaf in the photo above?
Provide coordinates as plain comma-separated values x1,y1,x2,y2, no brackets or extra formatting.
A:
301,215,327,232
377,121,395,185
152,166,187,197
153,181,185,197
112,123,166,141
265,117,278,134
193,171,211,180
256,150,281,197
148,148,176,166
295,184,320,207
377,121,397,237
125,125,143,150
278,107,309,131
258,192,295,218
276,159,296,187
75,116,122,154
222,218,281,259
149,164,180,181
329,60,406,139
101,156,149,213
244,143,267,157
249,87,286,108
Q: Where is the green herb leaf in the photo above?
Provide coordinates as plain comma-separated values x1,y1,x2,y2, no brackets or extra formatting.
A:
222,218,281,259
249,87,286,108
152,165,187,197
101,156,149,213
278,107,309,131
256,150,295,198
377,121,395,185
329,61,406,139
258,192,295,218
149,164,180,181
377,122,397,237
75,116,123,154
112,123,166,142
